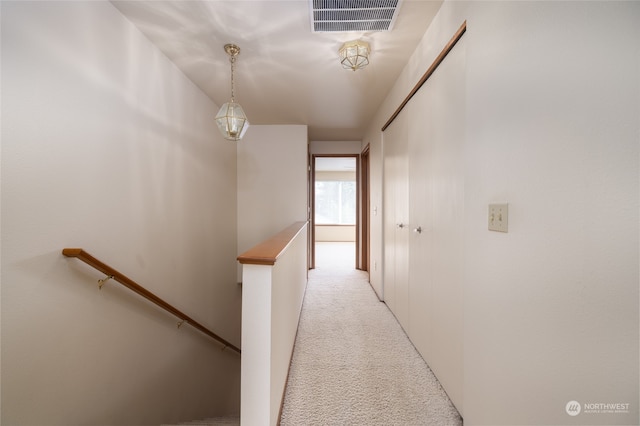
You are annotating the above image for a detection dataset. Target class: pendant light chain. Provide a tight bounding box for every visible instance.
[230,55,236,102]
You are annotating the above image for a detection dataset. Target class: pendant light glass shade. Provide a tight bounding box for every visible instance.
[216,44,249,141]
[339,40,370,71]
[216,101,249,141]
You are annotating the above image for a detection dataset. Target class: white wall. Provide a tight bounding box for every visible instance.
[240,223,308,426]
[367,1,639,424]
[310,140,361,155]
[362,133,384,297]
[463,2,639,424]
[316,170,355,181]
[315,225,355,242]
[269,226,308,425]
[1,2,241,424]
[237,125,308,279]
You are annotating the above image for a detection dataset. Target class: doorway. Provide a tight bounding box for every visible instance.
[311,155,358,269]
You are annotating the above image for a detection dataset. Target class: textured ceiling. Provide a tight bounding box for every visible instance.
[111,0,442,141]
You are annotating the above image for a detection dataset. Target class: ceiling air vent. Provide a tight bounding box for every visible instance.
[310,0,403,33]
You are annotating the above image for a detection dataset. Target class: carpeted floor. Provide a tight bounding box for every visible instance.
[166,243,461,426]
[279,243,462,425]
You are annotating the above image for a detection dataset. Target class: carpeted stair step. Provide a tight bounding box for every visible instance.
[161,417,239,426]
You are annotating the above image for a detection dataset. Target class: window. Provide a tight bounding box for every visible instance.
[315,180,356,225]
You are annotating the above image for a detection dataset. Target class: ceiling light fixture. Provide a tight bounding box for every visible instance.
[339,40,370,71]
[215,44,249,141]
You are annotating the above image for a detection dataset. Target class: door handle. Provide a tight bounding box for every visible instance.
[413,226,422,234]
[397,223,405,229]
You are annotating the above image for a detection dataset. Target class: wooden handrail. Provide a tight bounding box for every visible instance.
[382,20,467,131]
[237,221,308,265]
[62,248,241,354]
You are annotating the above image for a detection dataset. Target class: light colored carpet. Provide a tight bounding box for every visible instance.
[280,243,462,425]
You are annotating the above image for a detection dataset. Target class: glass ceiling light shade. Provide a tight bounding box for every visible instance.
[216,44,249,141]
[215,101,249,141]
[339,40,370,71]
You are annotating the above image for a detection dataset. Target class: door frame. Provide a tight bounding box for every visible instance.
[359,145,370,272]
[310,154,360,269]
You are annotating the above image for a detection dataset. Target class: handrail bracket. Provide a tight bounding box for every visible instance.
[98,275,114,289]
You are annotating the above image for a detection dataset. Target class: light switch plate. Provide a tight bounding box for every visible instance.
[488,203,509,232]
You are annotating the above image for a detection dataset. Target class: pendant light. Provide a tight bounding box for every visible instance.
[215,44,249,141]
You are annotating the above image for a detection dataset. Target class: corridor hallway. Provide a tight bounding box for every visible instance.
[279,242,462,425]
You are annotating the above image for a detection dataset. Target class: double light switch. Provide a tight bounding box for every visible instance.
[488,203,508,233]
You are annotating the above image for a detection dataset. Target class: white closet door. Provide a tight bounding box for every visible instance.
[383,138,396,309]
[383,33,466,415]
[407,92,434,364]
[383,111,409,330]
[394,123,410,331]
[407,37,466,414]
